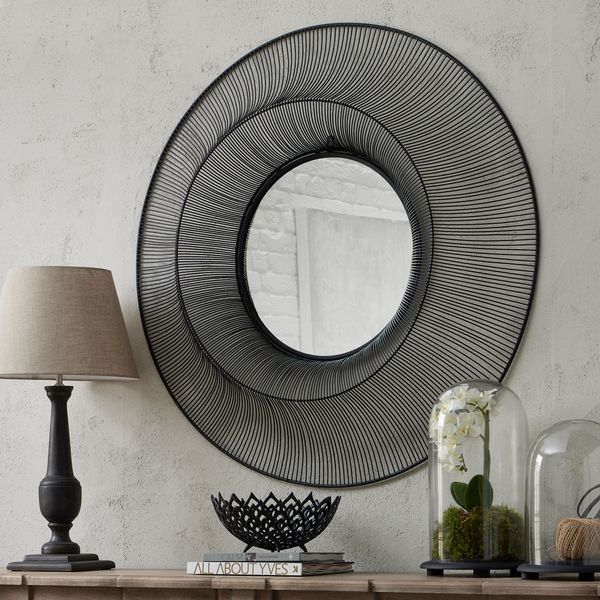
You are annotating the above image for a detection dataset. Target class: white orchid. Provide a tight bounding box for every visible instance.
[430,384,498,473]
[456,411,484,438]
[451,384,481,407]
[476,389,499,415]
[439,442,465,472]
[441,412,458,434]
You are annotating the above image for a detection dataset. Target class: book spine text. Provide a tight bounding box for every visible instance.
[187,561,303,576]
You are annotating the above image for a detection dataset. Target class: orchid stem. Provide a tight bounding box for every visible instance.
[483,411,490,481]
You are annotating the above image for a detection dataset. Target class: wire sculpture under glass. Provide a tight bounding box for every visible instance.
[577,484,600,518]
[211,493,341,552]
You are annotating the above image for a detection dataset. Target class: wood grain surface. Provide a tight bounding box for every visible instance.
[0,570,598,599]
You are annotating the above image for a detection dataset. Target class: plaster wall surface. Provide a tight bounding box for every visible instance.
[0,0,599,572]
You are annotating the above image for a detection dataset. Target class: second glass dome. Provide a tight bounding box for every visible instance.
[519,419,600,579]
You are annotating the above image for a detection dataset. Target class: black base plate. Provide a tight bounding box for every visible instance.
[421,560,521,578]
[7,553,115,572]
[518,561,600,580]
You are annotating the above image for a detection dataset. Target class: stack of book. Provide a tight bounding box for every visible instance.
[187,551,353,577]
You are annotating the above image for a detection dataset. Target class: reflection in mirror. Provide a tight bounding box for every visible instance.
[245,157,413,357]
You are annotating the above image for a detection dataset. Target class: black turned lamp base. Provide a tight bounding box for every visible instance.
[421,560,521,578]
[8,386,116,573]
[7,553,115,572]
[518,561,600,580]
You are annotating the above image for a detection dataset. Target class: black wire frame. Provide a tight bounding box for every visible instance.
[137,23,539,487]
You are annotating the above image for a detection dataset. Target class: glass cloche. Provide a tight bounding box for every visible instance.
[518,419,600,580]
[421,380,528,577]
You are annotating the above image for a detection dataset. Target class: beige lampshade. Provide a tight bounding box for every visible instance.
[0,266,138,381]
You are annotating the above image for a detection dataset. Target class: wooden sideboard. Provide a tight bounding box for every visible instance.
[0,570,598,600]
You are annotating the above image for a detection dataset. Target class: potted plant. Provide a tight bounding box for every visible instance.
[422,381,528,576]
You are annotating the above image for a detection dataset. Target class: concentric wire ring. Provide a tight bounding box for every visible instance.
[137,23,537,487]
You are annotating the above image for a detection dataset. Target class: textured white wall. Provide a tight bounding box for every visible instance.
[0,0,599,572]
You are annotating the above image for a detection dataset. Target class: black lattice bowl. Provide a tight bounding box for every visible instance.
[211,492,341,552]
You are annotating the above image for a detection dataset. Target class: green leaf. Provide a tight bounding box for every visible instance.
[464,474,494,510]
[480,476,494,508]
[450,481,468,510]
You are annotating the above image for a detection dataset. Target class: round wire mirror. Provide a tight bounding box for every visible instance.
[137,23,537,487]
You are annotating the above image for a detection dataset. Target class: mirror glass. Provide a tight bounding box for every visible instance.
[245,156,413,357]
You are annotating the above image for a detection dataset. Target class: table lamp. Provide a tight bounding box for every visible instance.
[0,266,138,571]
